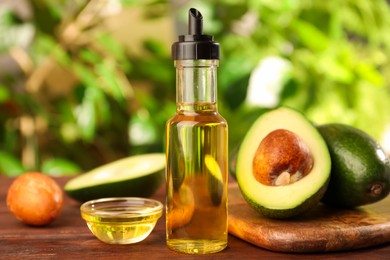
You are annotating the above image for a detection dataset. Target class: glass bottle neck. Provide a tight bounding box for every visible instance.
[175,59,219,112]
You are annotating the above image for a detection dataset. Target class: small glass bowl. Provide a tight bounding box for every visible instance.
[80,197,163,244]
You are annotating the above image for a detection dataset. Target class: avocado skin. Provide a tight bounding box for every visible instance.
[229,144,240,180]
[241,178,329,219]
[65,169,164,202]
[318,124,390,208]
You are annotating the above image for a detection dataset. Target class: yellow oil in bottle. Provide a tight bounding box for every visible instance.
[167,8,227,253]
[166,105,228,254]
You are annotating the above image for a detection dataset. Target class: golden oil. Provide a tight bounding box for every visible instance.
[80,198,163,245]
[81,210,162,244]
[166,107,228,254]
[167,9,228,254]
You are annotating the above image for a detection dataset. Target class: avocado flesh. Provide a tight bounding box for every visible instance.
[236,107,331,218]
[64,153,165,202]
[318,124,390,208]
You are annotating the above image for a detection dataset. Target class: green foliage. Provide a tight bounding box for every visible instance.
[41,158,81,176]
[1,0,389,176]
[0,0,172,175]
[176,0,390,146]
[0,151,25,177]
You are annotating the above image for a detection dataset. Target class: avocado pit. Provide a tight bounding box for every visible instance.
[253,129,314,186]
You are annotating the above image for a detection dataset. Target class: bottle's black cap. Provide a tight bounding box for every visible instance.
[172,8,220,60]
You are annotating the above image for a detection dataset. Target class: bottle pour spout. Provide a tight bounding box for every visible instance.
[189,8,203,35]
[171,8,220,60]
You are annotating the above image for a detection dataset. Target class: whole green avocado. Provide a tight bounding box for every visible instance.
[318,123,390,208]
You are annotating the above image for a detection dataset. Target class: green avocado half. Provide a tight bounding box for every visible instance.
[236,107,331,219]
[64,153,165,202]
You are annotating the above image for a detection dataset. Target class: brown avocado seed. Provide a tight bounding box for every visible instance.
[253,129,314,186]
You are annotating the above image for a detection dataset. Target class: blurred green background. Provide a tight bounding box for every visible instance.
[1,0,390,176]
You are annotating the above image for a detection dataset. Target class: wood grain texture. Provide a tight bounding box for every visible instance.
[1,176,390,258]
[228,182,390,253]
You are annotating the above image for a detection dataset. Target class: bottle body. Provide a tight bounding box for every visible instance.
[166,106,228,254]
[165,60,228,254]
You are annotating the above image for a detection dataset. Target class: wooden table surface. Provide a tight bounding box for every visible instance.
[1,176,390,259]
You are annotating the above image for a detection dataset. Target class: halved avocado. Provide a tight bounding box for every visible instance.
[64,153,165,202]
[318,124,390,208]
[236,107,331,219]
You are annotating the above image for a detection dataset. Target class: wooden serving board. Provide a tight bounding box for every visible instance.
[228,182,390,253]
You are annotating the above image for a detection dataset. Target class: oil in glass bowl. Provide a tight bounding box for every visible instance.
[80,197,163,244]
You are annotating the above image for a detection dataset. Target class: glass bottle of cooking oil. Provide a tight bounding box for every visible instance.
[165,8,228,254]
